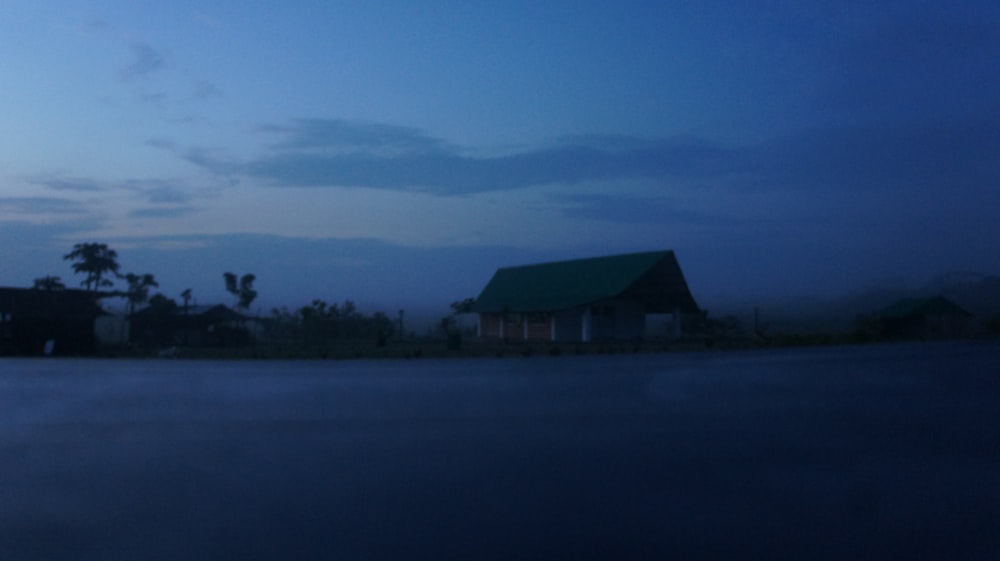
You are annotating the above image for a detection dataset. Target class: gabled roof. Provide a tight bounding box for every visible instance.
[471,250,699,314]
[880,296,971,319]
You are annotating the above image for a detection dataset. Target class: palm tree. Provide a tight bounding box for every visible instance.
[223,272,258,312]
[122,273,158,345]
[124,273,159,317]
[63,243,120,291]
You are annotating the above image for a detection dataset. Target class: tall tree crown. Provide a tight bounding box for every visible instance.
[63,242,120,291]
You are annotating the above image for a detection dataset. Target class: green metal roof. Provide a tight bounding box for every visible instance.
[471,250,699,314]
[880,296,971,319]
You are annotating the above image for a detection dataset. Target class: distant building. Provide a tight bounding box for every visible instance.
[471,250,699,343]
[0,287,105,355]
[130,304,250,347]
[879,296,971,340]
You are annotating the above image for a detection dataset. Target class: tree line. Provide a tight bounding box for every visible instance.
[32,242,402,348]
[33,242,257,317]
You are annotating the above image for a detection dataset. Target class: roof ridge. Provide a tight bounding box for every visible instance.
[497,249,672,271]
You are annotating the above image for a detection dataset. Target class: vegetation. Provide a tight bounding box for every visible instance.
[224,272,258,312]
[32,276,65,291]
[63,242,120,291]
[122,273,159,317]
[265,299,395,349]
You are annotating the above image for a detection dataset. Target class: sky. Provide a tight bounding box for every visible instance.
[2,0,999,322]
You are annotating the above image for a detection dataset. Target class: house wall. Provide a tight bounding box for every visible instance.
[588,299,645,341]
[883,313,968,340]
[553,308,584,342]
[7,318,96,356]
[479,313,502,338]
[479,300,648,343]
[503,314,526,342]
[924,313,968,339]
[526,313,552,341]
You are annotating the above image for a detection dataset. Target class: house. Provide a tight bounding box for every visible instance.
[0,287,105,355]
[129,303,250,347]
[471,250,699,343]
[879,296,971,340]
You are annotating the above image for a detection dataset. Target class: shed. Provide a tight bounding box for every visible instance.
[879,296,971,340]
[0,287,105,355]
[471,250,699,342]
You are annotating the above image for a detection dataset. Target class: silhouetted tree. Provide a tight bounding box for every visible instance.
[32,276,66,291]
[123,273,159,317]
[450,297,476,314]
[121,273,158,345]
[223,272,258,312]
[64,243,120,291]
[180,289,193,344]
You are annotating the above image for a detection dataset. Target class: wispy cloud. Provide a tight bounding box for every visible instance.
[128,206,198,219]
[192,81,221,101]
[0,197,89,215]
[180,114,1000,206]
[31,177,107,192]
[119,180,198,205]
[121,43,167,80]
[261,119,449,155]
[184,119,736,195]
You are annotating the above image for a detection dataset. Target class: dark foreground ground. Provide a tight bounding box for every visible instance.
[1,342,998,560]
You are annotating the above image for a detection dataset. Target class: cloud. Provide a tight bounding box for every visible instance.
[31,177,107,192]
[129,206,198,219]
[261,119,447,155]
[121,43,167,80]
[185,119,736,195]
[183,114,1000,207]
[192,81,221,101]
[121,181,197,205]
[0,197,89,215]
[145,138,177,150]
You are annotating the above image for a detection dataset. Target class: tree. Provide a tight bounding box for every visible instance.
[123,273,159,317]
[223,272,258,312]
[450,297,476,314]
[63,242,120,291]
[180,288,193,313]
[120,273,158,345]
[32,276,65,291]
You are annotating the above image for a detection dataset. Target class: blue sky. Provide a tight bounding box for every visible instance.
[2,1,999,320]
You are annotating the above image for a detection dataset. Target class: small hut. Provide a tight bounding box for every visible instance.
[0,287,105,355]
[879,296,971,340]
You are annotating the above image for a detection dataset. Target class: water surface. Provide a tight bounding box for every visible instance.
[2,342,998,560]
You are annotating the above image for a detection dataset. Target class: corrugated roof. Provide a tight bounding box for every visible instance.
[471,250,698,313]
